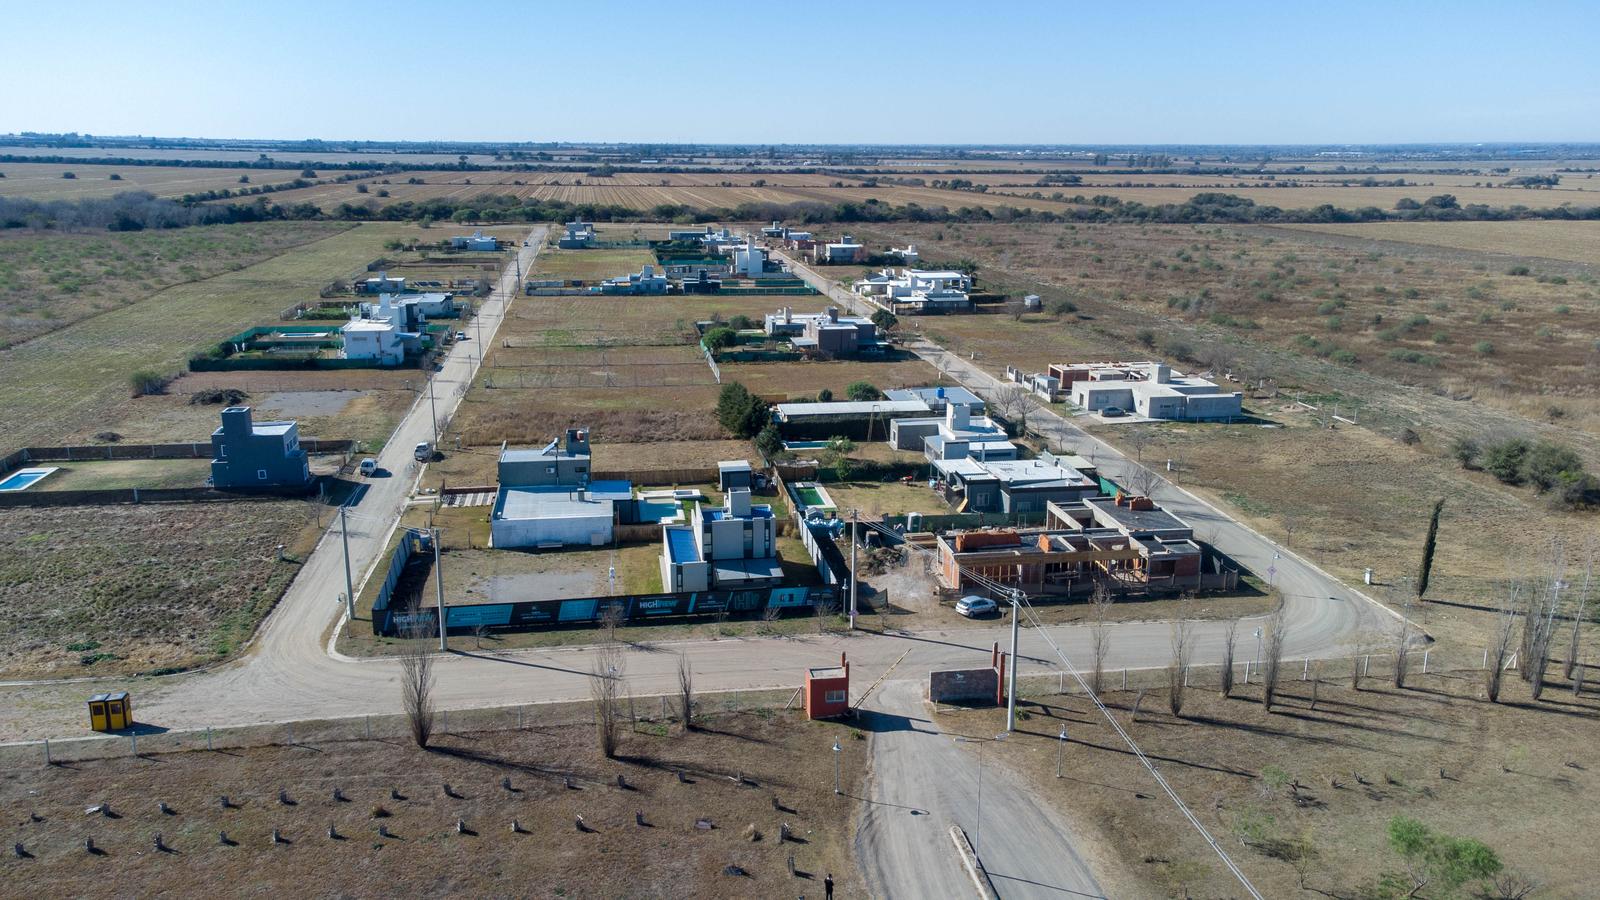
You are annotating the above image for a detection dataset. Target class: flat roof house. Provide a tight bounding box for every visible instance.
[596,265,668,295]
[1060,361,1242,421]
[936,494,1203,594]
[889,402,1016,462]
[359,272,406,294]
[763,306,878,357]
[558,220,597,249]
[660,488,782,592]
[884,385,985,415]
[773,398,932,441]
[450,230,499,251]
[853,268,973,314]
[491,429,633,548]
[813,234,866,265]
[933,452,1099,515]
[210,406,311,489]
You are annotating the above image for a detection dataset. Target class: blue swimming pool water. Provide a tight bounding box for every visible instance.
[0,471,47,491]
[784,440,829,450]
[666,527,699,563]
[636,499,679,522]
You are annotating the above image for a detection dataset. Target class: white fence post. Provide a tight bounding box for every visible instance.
[1302,658,1309,681]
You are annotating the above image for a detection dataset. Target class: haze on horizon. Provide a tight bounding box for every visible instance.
[6,0,1598,146]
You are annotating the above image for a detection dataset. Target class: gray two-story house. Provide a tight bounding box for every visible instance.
[210,406,312,489]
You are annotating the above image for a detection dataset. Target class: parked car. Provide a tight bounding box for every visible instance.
[955,595,999,618]
[359,458,378,477]
[1101,406,1128,418]
[456,331,468,341]
[413,442,432,462]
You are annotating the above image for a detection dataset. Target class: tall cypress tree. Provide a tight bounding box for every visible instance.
[1416,499,1444,599]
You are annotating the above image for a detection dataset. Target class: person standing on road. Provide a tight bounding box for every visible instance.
[824,872,834,898]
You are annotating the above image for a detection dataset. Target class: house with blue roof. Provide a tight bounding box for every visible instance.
[660,488,782,592]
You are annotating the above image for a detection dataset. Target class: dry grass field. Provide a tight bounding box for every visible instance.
[1282,220,1600,265]
[0,500,321,679]
[0,222,435,451]
[944,668,1600,898]
[0,222,350,349]
[530,246,661,282]
[0,162,320,200]
[0,704,865,899]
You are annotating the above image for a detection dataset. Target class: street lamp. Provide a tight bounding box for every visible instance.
[955,733,1006,857]
[1056,725,1068,778]
[832,740,842,795]
[1253,626,1263,684]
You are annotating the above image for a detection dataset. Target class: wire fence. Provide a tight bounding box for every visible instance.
[5,690,793,770]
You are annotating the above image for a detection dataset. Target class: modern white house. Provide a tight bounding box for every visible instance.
[1059,361,1243,420]
[340,293,420,365]
[596,265,669,295]
[853,268,973,313]
[733,238,767,277]
[888,244,920,264]
[360,292,455,331]
[491,429,634,549]
[888,402,1017,461]
[815,234,866,264]
[660,488,782,592]
[450,230,499,251]
[358,272,406,294]
[763,306,879,356]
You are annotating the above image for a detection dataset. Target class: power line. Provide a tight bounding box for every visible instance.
[864,515,1264,898]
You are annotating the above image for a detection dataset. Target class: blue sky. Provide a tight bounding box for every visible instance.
[6,1,1596,144]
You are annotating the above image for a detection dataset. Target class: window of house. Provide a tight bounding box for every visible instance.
[219,445,227,457]
[257,469,268,480]
[546,466,556,475]
[824,690,847,704]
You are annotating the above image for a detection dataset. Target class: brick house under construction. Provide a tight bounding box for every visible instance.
[935,494,1232,597]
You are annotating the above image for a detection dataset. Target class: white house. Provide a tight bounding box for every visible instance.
[733,238,767,277]
[853,268,973,313]
[816,234,866,264]
[596,265,669,295]
[888,244,920,264]
[660,488,781,592]
[1063,362,1242,421]
[559,220,597,249]
[450,230,499,251]
[340,317,403,365]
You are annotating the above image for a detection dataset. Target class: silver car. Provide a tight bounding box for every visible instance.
[955,595,999,618]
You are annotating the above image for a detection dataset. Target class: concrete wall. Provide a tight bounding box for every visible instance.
[929,667,1000,705]
[491,512,611,548]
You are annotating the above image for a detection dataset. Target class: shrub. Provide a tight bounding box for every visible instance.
[1047,297,1078,316]
[754,423,783,459]
[816,388,833,402]
[703,326,737,351]
[1449,436,1480,469]
[1506,265,1531,276]
[128,370,168,397]
[1473,340,1495,355]
[1482,438,1530,485]
[1329,349,1360,365]
[1135,328,1156,348]
[845,381,882,402]
[1431,331,1450,344]
[1523,441,1585,493]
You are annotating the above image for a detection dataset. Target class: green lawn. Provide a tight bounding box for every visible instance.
[32,458,214,491]
[530,247,660,283]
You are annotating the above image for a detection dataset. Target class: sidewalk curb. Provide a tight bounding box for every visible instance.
[950,824,999,900]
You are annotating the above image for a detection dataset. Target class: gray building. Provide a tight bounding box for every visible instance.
[210,406,312,489]
[933,453,1099,515]
[497,429,593,486]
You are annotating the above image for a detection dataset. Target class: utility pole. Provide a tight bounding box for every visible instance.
[1006,590,1020,732]
[849,509,858,630]
[340,505,355,620]
[427,370,439,450]
[433,527,446,652]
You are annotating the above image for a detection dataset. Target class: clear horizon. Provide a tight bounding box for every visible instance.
[6,0,1597,145]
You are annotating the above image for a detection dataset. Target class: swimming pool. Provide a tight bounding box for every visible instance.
[790,481,837,511]
[783,440,829,450]
[635,499,682,523]
[0,467,59,492]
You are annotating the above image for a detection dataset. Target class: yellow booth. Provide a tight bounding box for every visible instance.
[87,692,133,732]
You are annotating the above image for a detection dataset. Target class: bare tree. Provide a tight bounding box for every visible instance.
[600,601,625,644]
[1168,617,1191,717]
[1125,426,1152,464]
[398,623,436,749]
[814,596,837,635]
[1565,541,1594,681]
[988,384,1032,437]
[1089,583,1112,696]
[1487,586,1518,704]
[1219,619,1238,698]
[677,651,695,731]
[590,644,624,758]
[1124,464,1162,499]
[1260,605,1287,711]
[1392,621,1413,689]
[1520,543,1565,700]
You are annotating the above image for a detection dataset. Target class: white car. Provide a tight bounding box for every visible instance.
[359,458,378,477]
[414,442,432,462]
[955,595,999,618]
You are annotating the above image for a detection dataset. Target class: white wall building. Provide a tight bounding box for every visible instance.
[450,230,499,251]
[1065,362,1243,421]
[733,238,767,277]
[660,488,782,592]
[853,268,974,313]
